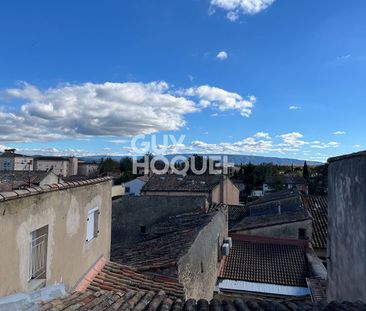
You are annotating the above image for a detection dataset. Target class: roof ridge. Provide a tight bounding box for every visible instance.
[0,177,111,202]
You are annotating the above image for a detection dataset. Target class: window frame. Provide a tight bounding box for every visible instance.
[86,207,100,242]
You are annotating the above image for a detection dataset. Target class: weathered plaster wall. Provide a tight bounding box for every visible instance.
[39,173,61,186]
[0,180,112,297]
[327,153,366,301]
[234,220,313,241]
[112,195,208,246]
[224,179,240,205]
[178,209,228,300]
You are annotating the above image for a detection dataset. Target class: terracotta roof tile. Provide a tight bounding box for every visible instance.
[307,277,327,304]
[230,209,311,232]
[88,261,184,299]
[37,290,366,310]
[301,195,327,249]
[0,177,111,202]
[111,211,218,277]
[219,235,309,287]
[141,174,224,193]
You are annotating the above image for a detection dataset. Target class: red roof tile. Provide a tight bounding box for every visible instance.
[219,235,310,287]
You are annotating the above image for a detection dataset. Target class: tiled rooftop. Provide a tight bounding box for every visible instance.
[301,195,328,249]
[0,177,111,202]
[219,235,309,287]
[141,174,224,193]
[36,289,366,310]
[88,261,185,299]
[111,211,218,277]
[307,277,327,304]
[227,204,249,228]
[230,208,311,232]
[246,190,301,213]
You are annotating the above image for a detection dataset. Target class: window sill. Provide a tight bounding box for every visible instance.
[28,278,46,292]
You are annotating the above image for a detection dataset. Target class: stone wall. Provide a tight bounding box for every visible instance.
[112,195,208,246]
[327,152,366,301]
[178,209,228,300]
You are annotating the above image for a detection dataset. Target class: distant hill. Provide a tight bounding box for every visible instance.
[80,154,323,166]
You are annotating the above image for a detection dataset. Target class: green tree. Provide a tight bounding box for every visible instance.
[302,161,310,183]
[98,157,120,175]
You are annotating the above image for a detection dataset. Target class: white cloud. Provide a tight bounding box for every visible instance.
[216,51,228,60]
[253,131,270,139]
[289,105,301,110]
[109,139,128,144]
[0,145,8,152]
[210,0,275,21]
[333,131,346,135]
[0,81,255,142]
[336,54,351,61]
[310,141,340,149]
[226,11,239,21]
[280,132,308,148]
[184,85,255,117]
[354,144,361,148]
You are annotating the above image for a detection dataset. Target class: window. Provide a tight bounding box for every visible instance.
[140,225,146,234]
[86,207,99,242]
[298,228,306,240]
[29,225,48,281]
[125,187,130,193]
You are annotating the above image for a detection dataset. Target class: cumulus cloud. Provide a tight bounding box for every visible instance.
[310,141,340,149]
[333,131,346,135]
[0,81,255,142]
[184,85,255,117]
[289,105,301,110]
[280,132,308,148]
[216,51,228,60]
[253,131,270,139]
[121,131,338,158]
[210,0,275,21]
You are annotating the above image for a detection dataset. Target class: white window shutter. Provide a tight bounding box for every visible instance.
[86,211,95,242]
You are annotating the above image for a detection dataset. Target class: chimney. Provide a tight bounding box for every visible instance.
[4,148,16,154]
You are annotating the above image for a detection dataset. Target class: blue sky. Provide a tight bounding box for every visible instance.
[0,0,365,162]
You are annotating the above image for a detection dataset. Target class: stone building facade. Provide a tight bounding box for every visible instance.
[0,178,112,297]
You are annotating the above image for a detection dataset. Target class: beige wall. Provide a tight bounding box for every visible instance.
[0,180,112,297]
[78,163,98,177]
[142,178,239,205]
[34,160,69,177]
[112,185,124,198]
[39,172,62,186]
[68,157,78,176]
[0,156,33,171]
[211,179,240,205]
[224,179,240,205]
